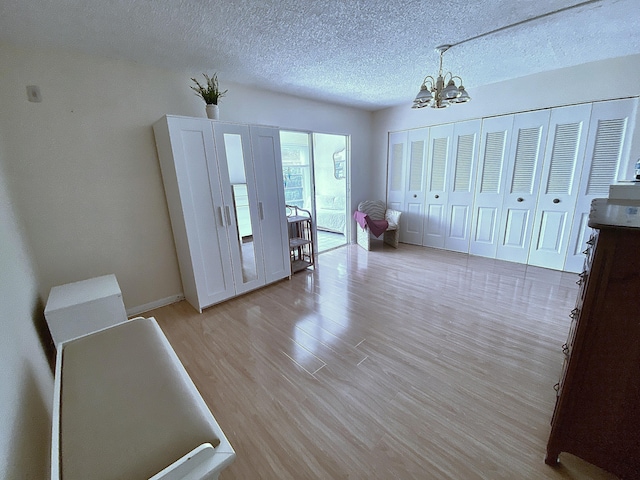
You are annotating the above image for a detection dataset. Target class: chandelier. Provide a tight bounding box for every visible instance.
[412,44,470,109]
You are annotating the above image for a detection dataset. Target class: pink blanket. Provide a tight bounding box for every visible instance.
[353,211,388,238]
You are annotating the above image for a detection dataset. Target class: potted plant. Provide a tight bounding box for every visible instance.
[190,73,228,120]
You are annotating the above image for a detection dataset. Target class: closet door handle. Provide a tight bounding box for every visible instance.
[435,194,440,199]
[258,202,264,220]
[553,198,560,204]
[225,205,232,226]
[517,197,524,202]
[218,206,226,227]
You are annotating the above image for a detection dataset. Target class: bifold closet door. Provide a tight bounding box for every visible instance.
[469,115,514,258]
[403,129,429,245]
[387,131,407,216]
[495,109,550,264]
[388,129,429,246]
[564,98,638,272]
[528,104,592,270]
[423,124,454,248]
[444,120,481,252]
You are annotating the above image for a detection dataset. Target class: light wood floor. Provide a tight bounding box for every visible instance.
[317,229,347,252]
[148,242,618,480]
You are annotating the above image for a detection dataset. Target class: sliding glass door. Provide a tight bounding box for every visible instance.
[280,130,349,253]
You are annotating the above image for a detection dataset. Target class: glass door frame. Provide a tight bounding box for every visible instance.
[280,129,351,254]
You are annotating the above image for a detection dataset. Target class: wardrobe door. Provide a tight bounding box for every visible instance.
[496,110,550,264]
[423,124,454,248]
[154,116,235,311]
[528,104,592,270]
[444,119,481,253]
[564,98,638,272]
[469,115,514,258]
[250,125,290,282]
[213,123,266,295]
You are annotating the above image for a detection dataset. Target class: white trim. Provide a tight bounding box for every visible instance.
[126,294,184,317]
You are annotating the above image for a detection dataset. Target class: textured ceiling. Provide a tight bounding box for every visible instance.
[1,0,639,111]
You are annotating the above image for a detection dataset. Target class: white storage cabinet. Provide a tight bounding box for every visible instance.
[153,115,290,312]
[44,274,128,348]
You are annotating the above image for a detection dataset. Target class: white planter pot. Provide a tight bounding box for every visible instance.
[206,104,219,120]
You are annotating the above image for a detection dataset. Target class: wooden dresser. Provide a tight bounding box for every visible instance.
[545,198,640,479]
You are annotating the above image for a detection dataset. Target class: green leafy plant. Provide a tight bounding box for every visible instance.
[190,73,228,105]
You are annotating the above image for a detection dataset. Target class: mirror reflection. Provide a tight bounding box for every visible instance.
[224,133,258,283]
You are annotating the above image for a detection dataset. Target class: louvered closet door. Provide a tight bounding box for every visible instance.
[528,104,593,270]
[423,124,454,248]
[469,115,514,258]
[564,98,638,272]
[387,131,407,214]
[401,128,429,245]
[496,109,550,264]
[444,120,481,252]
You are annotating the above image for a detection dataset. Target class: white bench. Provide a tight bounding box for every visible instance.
[51,317,235,480]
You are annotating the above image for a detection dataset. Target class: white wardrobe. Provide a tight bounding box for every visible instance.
[154,115,290,312]
[387,98,638,272]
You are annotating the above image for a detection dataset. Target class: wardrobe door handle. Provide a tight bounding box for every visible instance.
[259,202,264,220]
[435,194,440,199]
[517,197,524,202]
[218,206,226,227]
[225,205,232,226]
[553,198,560,204]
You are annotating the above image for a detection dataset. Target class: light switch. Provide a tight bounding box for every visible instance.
[26,85,42,103]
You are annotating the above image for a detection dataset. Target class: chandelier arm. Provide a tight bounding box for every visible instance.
[421,76,436,89]
[442,72,454,83]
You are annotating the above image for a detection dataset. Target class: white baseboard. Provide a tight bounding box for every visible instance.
[127,294,184,317]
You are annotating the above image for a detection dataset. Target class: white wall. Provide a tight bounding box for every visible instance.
[0,43,373,313]
[219,82,373,213]
[371,54,640,200]
[0,146,53,478]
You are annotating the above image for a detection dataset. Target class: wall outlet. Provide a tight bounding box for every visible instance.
[26,85,42,103]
